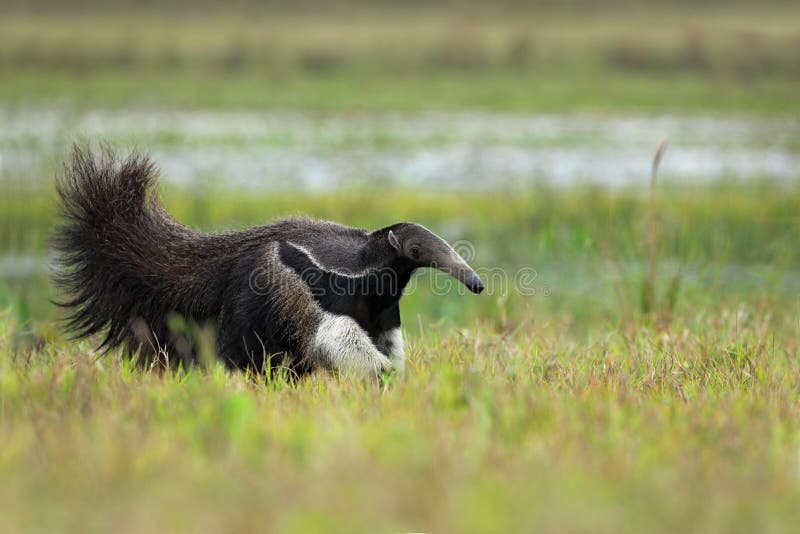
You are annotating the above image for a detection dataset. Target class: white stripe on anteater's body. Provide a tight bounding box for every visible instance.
[277,240,401,376]
[222,242,395,377]
[284,241,377,278]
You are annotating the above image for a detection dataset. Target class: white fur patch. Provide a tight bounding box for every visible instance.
[377,327,405,375]
[313,313,392,377]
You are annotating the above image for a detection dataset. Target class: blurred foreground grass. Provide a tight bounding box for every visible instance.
[2,306,799,532]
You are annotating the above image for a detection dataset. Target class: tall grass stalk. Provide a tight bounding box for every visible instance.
[642,140,668,317]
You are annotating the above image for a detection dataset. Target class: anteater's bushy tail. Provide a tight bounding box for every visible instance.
[52,145,225,359]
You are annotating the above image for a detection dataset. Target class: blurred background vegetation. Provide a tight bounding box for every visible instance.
[1,0,799,111]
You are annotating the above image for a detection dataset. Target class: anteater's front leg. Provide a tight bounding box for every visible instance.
[375,304,405,376]
[313,312,392,377]
[376,328,405,376]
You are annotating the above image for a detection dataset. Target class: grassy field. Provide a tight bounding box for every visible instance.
[2,313,800,532]
[2,180,800,531]
[1,1,800,531]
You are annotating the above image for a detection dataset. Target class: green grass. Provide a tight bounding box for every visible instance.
[5,68,799,114]
[2,308,800,532]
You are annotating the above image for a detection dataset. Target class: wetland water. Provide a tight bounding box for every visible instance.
[1,107,798,318]
[1,107,798,190]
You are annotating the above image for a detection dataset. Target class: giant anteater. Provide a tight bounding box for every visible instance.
[52,146,484,377]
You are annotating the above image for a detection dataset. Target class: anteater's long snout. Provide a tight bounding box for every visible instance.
[462,270,485,294]
[435,252,485,295]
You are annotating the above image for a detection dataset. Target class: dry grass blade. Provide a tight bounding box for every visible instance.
[642,140,668,316]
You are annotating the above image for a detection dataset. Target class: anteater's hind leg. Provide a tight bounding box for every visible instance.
[126,317,198,372]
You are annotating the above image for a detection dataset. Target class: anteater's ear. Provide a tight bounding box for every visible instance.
[388,230,401,252]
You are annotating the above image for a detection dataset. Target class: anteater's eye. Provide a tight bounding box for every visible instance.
[410,245,420,259]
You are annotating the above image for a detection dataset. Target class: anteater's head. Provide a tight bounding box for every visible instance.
[386,223,484,294]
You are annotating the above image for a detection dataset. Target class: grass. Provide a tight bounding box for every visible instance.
[5,68,799,114]
[2,308,800,532]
